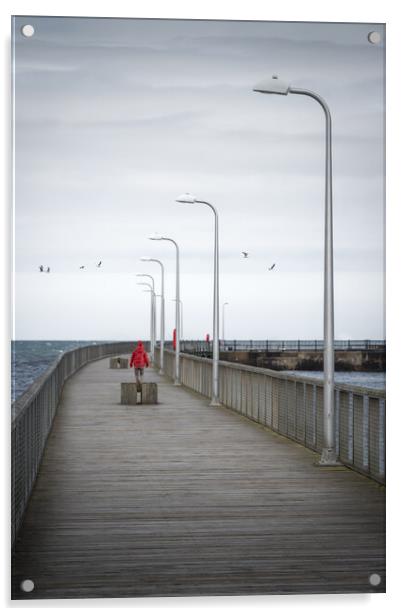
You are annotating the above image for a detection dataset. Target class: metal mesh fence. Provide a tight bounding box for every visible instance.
[316,386,324,453]
[287,381,297,440]
[353,395,365,471]
[156,350,385,485]
[305,385,316,449]
[296,382,306,444]
[179,339,385,353]
[11,341,134,547]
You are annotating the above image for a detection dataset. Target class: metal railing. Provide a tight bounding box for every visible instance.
[11,341,134,547]
[173,339,386,353]
[155,348,385,485]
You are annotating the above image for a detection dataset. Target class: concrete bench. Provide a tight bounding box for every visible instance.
[141,383,158,404]
[110,357,128,369]
[121,382,138,405]
[120,382,158,405]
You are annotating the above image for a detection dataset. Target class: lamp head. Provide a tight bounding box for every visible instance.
[253,75,290,95]
[149,233,163,241]
[176,193,196,204]
[140,256,151,261]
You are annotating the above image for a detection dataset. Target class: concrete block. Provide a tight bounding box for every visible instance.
[141,383,158,404]
[121,382,138,405]
[110,357,128,369]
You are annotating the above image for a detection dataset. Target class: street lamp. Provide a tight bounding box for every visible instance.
[222,302,229,348]
[149,234,181,386]
[176,193,220,406]
[141,257,165,375]
[253,75,337,466]
[136,274,156,360]
[137,281,155,362]
[171,299,183,341]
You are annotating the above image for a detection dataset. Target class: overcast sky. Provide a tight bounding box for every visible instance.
[13,16,385,341]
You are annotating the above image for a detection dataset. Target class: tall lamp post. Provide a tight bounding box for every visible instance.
[149,235,181,386]
[176,193,220,406]
[171,299,183,342]
[137,282,155,361]
[141,257,165,375]
[222,302,229,349]
[136,274,156,360]
[253,75,337,466]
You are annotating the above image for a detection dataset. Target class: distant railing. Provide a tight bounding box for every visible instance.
[155,349,385,485]
[172,339,386,353]
[11,341,134,547]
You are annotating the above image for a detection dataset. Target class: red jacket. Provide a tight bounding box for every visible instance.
[130,342,150,369]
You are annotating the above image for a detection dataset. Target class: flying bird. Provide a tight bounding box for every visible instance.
[268,263,276,271]
[79,266,85,270]
[39,265,44,272]
[97,261,102,268]
[46,267,50,273]
[241,252,249,258]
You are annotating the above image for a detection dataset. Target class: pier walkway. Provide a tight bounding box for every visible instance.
[12,356,385,599]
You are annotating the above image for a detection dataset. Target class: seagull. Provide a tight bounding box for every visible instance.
[97,261,102,268]
[268,263,276,271]
[242,252,249,258]
[39,265,44,272]
[79,266,85,270]
[46,267,50,273]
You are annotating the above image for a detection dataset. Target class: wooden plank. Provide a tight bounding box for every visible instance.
[12,357,385,599]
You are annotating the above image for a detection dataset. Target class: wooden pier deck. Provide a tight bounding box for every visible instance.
[12,356,385,599]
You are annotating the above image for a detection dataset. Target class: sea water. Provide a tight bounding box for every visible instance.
[282,370,385,390]
[11,340,107,402]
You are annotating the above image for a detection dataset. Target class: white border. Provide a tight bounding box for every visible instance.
[2,1,400,614]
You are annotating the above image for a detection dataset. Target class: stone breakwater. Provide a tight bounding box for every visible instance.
[218,349,385,372]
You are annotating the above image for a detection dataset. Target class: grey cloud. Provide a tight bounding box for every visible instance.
[13,16,385,339]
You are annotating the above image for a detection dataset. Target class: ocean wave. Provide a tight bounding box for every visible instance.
[11,341,104,402]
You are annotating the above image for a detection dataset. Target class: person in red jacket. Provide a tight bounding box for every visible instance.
[129,341,150,390]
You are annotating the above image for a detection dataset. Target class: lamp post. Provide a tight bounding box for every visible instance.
[141,257,165,375]
[176,194,220,406]
[137,282,155,361]
[136,274,156,361]
[149,235,181,386]
[171,299,183,341]
[253,75,337,465]
[222,302,229,349]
